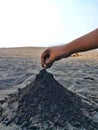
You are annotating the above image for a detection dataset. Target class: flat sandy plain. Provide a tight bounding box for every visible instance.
[0,47,98,130]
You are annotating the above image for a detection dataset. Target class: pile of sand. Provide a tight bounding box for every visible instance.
[0,70,98,130]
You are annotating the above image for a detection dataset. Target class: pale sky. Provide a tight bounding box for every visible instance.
[0,0,98,47]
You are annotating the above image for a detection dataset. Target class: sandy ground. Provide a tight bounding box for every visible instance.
[0,47,46,58]
[0,47,98,129]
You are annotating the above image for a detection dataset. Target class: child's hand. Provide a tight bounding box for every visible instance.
[41,45,70,68]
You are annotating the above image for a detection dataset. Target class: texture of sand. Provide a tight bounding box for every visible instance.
[0,47,46,58]
[0,47,98,130]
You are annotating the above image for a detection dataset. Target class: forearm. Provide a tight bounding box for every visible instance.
[65,28,98,56]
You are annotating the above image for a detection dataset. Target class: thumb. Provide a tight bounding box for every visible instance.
[45,56,54,68]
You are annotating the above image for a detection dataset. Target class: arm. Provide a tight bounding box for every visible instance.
[66,28,98,54]
[41,28,98,68]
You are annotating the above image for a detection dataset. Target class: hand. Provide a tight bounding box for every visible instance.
[41,45,70,68]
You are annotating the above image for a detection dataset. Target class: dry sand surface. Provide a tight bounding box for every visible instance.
[0,47,98,130]
[0,47,46,58]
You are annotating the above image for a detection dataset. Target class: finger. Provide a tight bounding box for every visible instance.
[45,57,54,68]
[41,50,49,67]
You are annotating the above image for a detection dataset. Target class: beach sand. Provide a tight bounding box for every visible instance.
[0,47,98,129]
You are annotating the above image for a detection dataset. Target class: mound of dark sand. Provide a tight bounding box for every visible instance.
[0,70,98,130]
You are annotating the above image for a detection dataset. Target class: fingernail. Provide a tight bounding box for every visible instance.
[43,64,47,69]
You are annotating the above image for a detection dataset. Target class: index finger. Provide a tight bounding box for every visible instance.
[41,50,49,67]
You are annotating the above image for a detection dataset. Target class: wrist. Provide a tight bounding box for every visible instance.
[62,44,73,58]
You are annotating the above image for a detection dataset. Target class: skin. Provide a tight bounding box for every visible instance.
[41,28,98,68]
